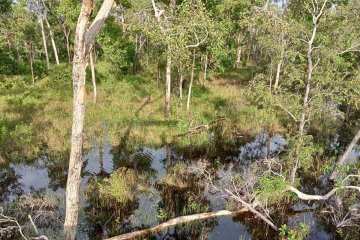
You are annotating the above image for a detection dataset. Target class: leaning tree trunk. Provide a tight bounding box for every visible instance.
[165,46,171,118]
[64,0,114,239]
[45,18,60,65]
[329,128,360,180]
[186,49,196,112]
[39,18,49,69]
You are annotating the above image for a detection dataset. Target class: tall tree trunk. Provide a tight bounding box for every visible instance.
[203,54,208,86]
[39,18,49,69]
[64,0,114,239]
[90,50,97,104]
[165,46,171,118]
[186,49,196,112]
[45,18,60,65]
[290,1,327,184]
[329,128,360,180]
[179,61,183,99]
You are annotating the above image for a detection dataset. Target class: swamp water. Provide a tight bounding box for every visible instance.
[1,133,351,240]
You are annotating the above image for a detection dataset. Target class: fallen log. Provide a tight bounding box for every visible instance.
[104,208,248,240]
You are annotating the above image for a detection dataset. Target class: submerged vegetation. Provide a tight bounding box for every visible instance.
[1,0,360,239]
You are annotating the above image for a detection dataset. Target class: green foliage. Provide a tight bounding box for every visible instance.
[255,176,288,204]
[182,196,210,215]
[157,208,168,222]
[98,19,135,73]
[286,135,324,174]
[280,223,309,240]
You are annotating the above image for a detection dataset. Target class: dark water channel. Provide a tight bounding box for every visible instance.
[1,133,357,239]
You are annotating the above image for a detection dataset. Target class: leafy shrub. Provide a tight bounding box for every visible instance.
[255,175,288,204]
[280,223,309,240]
[97,168,140,204]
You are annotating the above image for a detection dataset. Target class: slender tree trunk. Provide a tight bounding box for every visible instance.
[30,48,35,84]
[203,54,208,86]
[329,129,360,180]
[273,49,284,91]
[186,49,196,112]
[179,61,183,99]
[64,0,114,239]
[235,35,242,68]
[133,33,138,74]
[39,18,49,69]
[64,27,72,64]
[165,46,171,118]
[45,18,60,65]
[90,50,97,104]
[290,2,326,184]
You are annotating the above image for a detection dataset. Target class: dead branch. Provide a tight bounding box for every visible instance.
[224,189,278,230]
[103,209,248,240]
[174,117,225,139]
[0,208,28,240]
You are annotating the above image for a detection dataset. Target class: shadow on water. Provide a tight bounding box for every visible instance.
[1,131,356,239]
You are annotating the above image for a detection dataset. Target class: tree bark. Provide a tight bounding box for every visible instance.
[179,61,183,99]
[329,129,360,180]
[64,1,114,239]
[186,49,196,112]
[273,48,284,91]
[165,46,171,118]
[90,50,97,104]
[45,18,60,65]
[39,18,49,69]
[235,35,242,68]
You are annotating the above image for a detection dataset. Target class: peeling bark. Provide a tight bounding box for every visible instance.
[64,1,114,239]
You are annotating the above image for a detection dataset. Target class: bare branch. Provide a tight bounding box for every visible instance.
[276,104,298,122]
